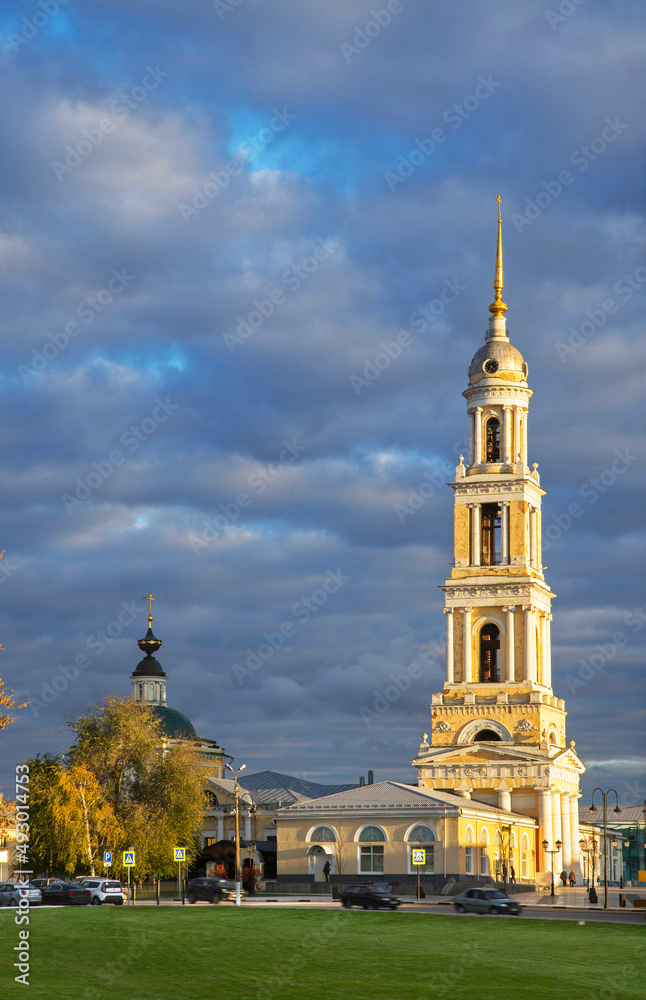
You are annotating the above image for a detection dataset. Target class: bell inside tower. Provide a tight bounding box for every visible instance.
[479,623,500,682]
[485,416,500,462]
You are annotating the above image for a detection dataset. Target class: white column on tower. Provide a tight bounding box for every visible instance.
[502,606,516,683]
[560,793,572,871]
[538,789,552,872]
[529,507,538,567]
[552,790,563,873]
[544,614,553,689]
[523,605,536,682]
[468,410,475,465]
[460,608,472,683]
[539,613,548,686]
[474,407,482,464]
[522,409,528,463]
[503,406,512,463]
[514,407,522,463]
[469,504,481,566]
[444,608,455,683]
[500,502,509,564]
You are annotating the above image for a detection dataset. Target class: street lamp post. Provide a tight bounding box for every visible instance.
[542,839,562,897]
[225,762,246,906]
[589,787,621,910]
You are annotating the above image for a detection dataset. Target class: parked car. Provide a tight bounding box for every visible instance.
[186,877,241,904]
[40,882,91,906]
[28,878,50,889]
[453,888,522,915]
[0,882,42,906]
[75,878,124,905]
[340,885,401,910]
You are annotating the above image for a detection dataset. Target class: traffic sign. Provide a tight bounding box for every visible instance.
[104,851,112,866]
[411,849,426,865]
[123,851,135,866]
[174,848,186,862]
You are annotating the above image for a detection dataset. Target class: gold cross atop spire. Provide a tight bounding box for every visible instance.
[146,592,155,625]
[489,195,508,317]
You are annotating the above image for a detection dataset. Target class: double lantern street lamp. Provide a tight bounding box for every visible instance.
[225,762,246,907]
[589,787,621,910]
[541,839,562,897]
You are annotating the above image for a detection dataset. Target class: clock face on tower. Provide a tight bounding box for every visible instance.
[483,358,499,374]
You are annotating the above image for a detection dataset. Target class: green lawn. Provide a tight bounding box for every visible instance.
[1,906,644,1000]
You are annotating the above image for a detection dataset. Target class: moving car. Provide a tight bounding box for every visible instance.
[76,878,125,905]
[0,882,42,906]
[40,882,91,906]
[453,888,522,915]
[186,877,240,904]
[340,885,401,910]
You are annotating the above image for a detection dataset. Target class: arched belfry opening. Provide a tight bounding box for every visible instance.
[479,623,500,682]
[472,729,502,742]
[485,416,500,462]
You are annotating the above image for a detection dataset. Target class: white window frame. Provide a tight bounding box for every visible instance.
[358,844,384,875]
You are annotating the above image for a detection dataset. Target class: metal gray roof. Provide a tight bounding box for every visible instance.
[579,805,645,825]
[238,770,358,806]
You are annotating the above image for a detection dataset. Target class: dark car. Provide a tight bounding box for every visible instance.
[41,881,92,906]
[186,877,239,904]
[453,888,522,915]
[340,885,401,910]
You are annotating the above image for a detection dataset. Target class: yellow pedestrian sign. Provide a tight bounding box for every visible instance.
[174,848,186,861]
[411,849,426,865]
[123,851,135,866]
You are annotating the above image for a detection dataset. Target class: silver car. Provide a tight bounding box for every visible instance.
[0,881,42,906]
[453,887,522,915]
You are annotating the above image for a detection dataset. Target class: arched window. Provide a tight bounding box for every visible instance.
[138,683,143,700]
[479,623,500,682]
[480,829,490,876]
[472,729,502,742]
[309,826,337,843]
[521,833,530,879]
[464,826,475,876]
[205,791,218,808]
[358,825,385,875]
[406,825,436,843]
[485,417,500,462]
[481,503,501,564]
[147,683,154,700]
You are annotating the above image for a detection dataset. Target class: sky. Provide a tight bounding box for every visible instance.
[0,0,644,807]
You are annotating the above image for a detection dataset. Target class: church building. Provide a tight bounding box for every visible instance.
[411,201,585,883]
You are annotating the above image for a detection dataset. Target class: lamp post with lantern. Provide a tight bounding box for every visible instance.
[589,788,621,910]
[225,762,246,906]
[542,839,562,897]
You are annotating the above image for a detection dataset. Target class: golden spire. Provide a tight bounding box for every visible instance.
[488,195,508,317]
[146,592,155,627]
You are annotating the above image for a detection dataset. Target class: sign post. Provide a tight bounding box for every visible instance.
[411,849,426,903]
[174,848,186,905]
[123,850,135,906]
[104,851,112,869]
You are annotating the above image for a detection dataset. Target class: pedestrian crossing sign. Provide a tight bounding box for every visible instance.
[411,849,426,865]
[174,848,186,861]
[123,851,135,866]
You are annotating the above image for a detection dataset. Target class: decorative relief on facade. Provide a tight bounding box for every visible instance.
[434,721,453,733]
[515,720,535,732]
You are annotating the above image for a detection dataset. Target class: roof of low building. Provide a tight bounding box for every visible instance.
[277,780,535,821]
[238,770,359,805]
[579,804,645,825]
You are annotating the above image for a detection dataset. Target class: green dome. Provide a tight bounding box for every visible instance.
[151,705,196,739]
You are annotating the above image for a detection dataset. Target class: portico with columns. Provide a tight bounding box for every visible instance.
[412,200,585,884]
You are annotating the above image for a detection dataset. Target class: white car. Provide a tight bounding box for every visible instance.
[77,878,125,905]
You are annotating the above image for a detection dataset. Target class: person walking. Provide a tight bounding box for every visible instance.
[509,866,516,884]
[568,870,575,887]
[560,869,568,887]
[323,860,331,882]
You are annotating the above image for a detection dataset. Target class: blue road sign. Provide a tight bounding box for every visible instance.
[104,851,112,866]
[174,848,186,861]
[123,851,135,866]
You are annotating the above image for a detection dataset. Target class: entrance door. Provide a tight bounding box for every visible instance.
[308,846,329,882]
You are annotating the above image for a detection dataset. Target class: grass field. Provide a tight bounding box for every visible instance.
[1,906,644,1000]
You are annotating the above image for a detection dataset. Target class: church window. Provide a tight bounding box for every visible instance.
[472,729,502,741]
[148,683,154,700]
[407,824,436,843]
[481,504,501,565]
[205,791,218,808]
[309,826,337,843]
[485,417,500,462]
[480,846,489,876]
[521,833,530,878]
[465,846,474,875]
[479,623,500,683]
[138,683,143,700]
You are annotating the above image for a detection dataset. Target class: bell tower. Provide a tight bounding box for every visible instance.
[413,201,585,881]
